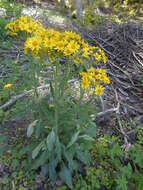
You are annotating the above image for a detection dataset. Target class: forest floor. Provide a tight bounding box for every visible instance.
[0,1,143,189]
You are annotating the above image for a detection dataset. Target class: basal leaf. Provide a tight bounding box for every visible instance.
[59,164,73,189]
[32,150,49,169]
[49,158,57,184]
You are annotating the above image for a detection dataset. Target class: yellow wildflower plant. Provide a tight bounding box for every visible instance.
[6,16,110,96]
[5,17,111,188]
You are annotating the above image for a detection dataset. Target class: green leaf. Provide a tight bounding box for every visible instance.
[0,135,8,143]
[116,175,128,190]
[32,150,49,169]
[76,148,90,165]
[63,149,76,171]
[49,157,57,183]
[121,163,132,179]
[86,121,97,138]
[32,141,45,159]
[41,164,49,177]
[19,146,30,156]
[110,143,124,160]
[59,164,73,189]
[67,131,80,148]
[27,120,38,137]
[11,159,19,169]
[79,134,94,141]
[47,130,55,152]
[55,138,62,161]
[0,145,10,155]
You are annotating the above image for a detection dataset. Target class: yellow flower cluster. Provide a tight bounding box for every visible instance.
[6,17,107,63]
[4,83,13,90]
[6,16,110,95]
[5,16,42,36]
[80,67,110,95]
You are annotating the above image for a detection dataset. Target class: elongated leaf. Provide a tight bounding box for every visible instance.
[87,121,97,138]
[32,141,45,159]
[41,164,49,177]
[79,135,94,141]
[47,130,55,152]
[63,149,76,171]
[76,148,90,165]
[59,164,73,189]
[55,138,61,161]
[82,121,97,138]
[32,150,49,169]
[27,120,38,137]
[67,131,80,148]
[49,157,57,183]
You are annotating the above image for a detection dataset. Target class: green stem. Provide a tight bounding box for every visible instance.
[54,61,59,137]
[30,56,39,98]
[60,62,70,98]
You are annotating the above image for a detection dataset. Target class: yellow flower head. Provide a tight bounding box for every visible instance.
[94,53,101,62]
[64,48,73,56]
[80,72,91,89]
[94,85,104,95]
[4,83,13,90]
[67,41,80,53]
[24,37,41,55]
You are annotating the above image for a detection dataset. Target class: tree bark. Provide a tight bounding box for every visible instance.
[110,0,114,11]
[61,0,66,8]
[76,0,83,22]
[87,0,94,7]
[137,0,141,15]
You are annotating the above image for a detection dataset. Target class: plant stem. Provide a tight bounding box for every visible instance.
[30,56,39,98]
[54,61,59,137]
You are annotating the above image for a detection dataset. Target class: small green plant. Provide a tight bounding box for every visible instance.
[73,133,143,190]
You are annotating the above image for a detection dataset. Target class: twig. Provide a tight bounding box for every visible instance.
[114,89,131,154]
[0,78,78,111]
[97,103,119,117]
[0,84,50,111]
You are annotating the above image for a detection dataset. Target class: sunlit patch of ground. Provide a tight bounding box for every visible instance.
[0,7,6,16]
[22,6,70,29]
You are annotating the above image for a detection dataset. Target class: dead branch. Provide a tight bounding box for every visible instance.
[114,89,131,153]
[0,79,78,111]
[78,21,143,118]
